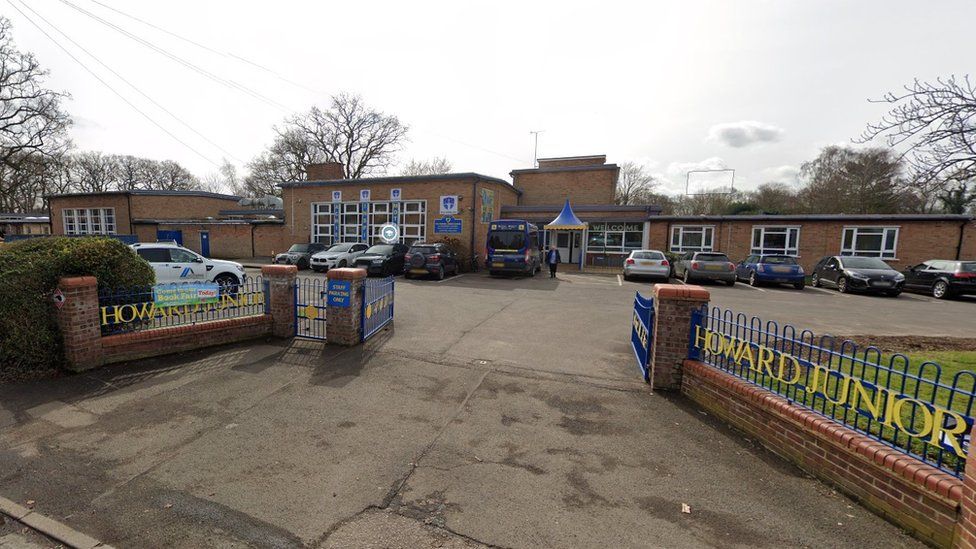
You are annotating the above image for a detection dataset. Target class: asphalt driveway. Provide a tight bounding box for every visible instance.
[0,271,937,548]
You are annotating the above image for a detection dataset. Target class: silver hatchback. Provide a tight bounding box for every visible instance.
[674,251,737,286]
[623,250,671,281]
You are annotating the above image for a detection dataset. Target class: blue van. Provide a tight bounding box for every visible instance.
[486,220,542,276]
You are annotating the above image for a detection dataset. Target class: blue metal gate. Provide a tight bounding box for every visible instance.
[362,277,394,341]
[295,278,328,340]
[631,291,654,382]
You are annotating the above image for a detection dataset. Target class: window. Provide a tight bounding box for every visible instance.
[136,248,170,263]
[751,226,799,256]
[841,227,898,258]
[311,203,333,244]
[670,225,714,253]
[587,222,644,253]
[170,248,199,263]
[62,208,116,235]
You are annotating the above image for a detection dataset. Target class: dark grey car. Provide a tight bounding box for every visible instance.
[673,251,736,286]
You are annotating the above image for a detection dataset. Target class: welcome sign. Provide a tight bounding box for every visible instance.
[691,325,971,458]
[153,283,220,307]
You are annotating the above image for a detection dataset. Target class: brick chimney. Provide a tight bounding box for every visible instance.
[306,162,345,181]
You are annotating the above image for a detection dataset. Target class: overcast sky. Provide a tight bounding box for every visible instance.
[5,0,974,194]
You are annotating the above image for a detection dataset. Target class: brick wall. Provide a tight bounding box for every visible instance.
[49,195,131,235]
[325,268,366,345]
[281,177,519,259]
[649,285,709,390]
[152,222,254,258]
[306,162,345,180]
[512,165,618,206]
[648,218,974,272]
[54,276,103,372]
[129,194,239,220]
[101,316,272,364]
[537,156,606,168]
[132,223,158,243]
[681,360,961,547]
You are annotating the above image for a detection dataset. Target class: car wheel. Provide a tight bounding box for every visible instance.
[811,273,821,287]
[933,280,950,299]
[437,264,445,280]
[623,273,630,282]
[339,260,347,268]
[489,270,499,277]
[214,274,239,296]
[749,272,758,287]
[794,281,805,290]
[683,270,691,284]
[725,279,735,287]
[837,277,849,294]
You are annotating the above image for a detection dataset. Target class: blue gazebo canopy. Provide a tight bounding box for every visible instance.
[544,200,587,230]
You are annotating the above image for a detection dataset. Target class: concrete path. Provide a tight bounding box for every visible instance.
[0,272,928,547]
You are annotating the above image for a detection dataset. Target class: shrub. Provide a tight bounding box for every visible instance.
[427,236,472,272]
[0,237,154,380]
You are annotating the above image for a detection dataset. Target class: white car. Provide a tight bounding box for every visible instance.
[310,242,369,272]
[131,242,246,290]
[623,249,671,281]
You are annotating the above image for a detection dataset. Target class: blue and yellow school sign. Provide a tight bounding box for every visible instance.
[631,292,654,382]
[100,287,264,326]
[691,325,971,458]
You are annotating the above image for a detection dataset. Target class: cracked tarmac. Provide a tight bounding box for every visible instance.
[0,272,925,547]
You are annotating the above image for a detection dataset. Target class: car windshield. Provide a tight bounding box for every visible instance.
[488,230,526,250]
[695,253,729,262]
[632,251,664,260]
[288,244,309,253]
[327,243,353,252]
[364,245,393,255]
[411,246,438,254]
[960,262,976,272]
[842,257,892,269]
[761,256,796,265]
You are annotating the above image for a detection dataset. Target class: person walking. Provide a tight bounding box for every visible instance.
[546,244,562,278]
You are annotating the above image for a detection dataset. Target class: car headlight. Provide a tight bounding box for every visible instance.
[849,272,869,280]
[893,273,905,281]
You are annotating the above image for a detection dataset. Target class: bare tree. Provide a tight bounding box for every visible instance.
[246,93,409,194]
[746,182,798,214]
[614,162,659,205]
[400,157,452,176]
[70,151,116,193]
[859,75,976,212]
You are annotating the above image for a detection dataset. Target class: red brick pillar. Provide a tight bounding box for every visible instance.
[955,423,976,548]
[261,264,297,338]
[649,284,710,391]
[325,268,367,346]
[55,276,103,372]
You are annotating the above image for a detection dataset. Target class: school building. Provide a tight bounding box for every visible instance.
[43,155,976,270]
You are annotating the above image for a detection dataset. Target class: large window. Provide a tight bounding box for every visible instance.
[310,199,426,245]
[751,226,800,256]
[63,208,116,235]
[670,225,714,253]
[841,226,899,259]
[587,222,644,253]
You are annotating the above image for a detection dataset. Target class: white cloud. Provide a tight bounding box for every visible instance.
[757,165,800,184]
[707,121,784,148]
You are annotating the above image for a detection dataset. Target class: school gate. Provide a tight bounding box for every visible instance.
[294,273,394,342]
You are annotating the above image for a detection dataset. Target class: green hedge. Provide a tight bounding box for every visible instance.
[0,237,154,380]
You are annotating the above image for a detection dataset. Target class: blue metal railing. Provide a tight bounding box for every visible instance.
[98,276,266,335]
[690,305,976,477]
[362,277,394,341]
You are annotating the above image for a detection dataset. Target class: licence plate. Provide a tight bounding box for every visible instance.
[871,280,893,287]
[410,269,428,274]
[704,264,724,271]
[772,266,792,273]
[638,260,651,265]
[492,262,505,268]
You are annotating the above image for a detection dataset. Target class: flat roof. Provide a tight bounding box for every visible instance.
[652,213,974,222]
[131,218,283,225]
[0,212,49,222]
[219,209,285,216]
[45,190,242,201]
[502,204,661,214]
[280,172,520,194]
[510,164,619,175]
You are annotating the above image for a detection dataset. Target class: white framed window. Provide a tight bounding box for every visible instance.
[400,200,426,244]
[63,207,116,235]
[587,222,644,253]
[311,202,333,244]
[670,225,714,253]
[751,226,800,256]
[341,202,360,241]
[841,226,899,259]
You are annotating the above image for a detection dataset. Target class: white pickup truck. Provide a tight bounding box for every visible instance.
[130,242,246,291]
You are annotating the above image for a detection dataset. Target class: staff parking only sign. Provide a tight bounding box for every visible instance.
[327,279,352,307]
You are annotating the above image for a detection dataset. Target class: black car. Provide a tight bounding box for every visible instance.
[403,243,459,280]
[811,255,905,296]
[352,243,409,276]
[273,243,328,270]
[902,260,976,299]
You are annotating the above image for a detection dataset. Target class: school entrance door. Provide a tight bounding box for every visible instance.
[553,231,582,265]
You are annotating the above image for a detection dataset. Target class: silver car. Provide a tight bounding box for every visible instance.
[310,242,369,272]
[674,251,736,286]
[622,250,670,281]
